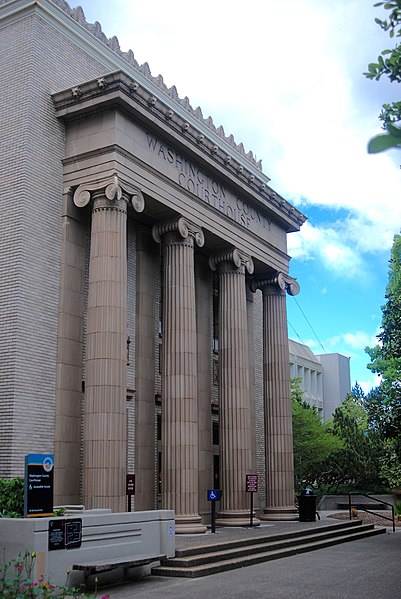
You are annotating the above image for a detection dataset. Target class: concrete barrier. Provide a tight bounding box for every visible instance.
[0,509,175,588]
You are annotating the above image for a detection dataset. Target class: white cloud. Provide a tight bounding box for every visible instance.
[342,331,378,350]
[287,221,366,277]
[358,375,381,394]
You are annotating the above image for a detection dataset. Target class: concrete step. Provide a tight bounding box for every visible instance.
[152,523,385,578]
[160,523,378,568]
[172,520,364,559]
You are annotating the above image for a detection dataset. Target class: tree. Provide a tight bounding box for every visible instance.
[326,390,384,491]
[291,379,342,491]
[364,1,401,152]
[365,233,401,488]
[366,234,401,382]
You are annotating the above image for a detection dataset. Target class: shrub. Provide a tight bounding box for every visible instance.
[0,478,24,518]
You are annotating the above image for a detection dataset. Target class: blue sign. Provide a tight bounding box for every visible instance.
[208,489,219,501]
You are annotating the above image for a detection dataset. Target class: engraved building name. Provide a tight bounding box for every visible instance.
[146,133,271,235]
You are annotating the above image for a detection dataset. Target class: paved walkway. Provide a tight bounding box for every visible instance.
[101,513,401,599]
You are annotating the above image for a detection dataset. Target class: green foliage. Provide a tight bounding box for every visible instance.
[0,479,24,518]
[366,235,401,379]
[365,2,401,151]
[368,123,401,152]
[0,551,107,598]
[363,234,401,490]
[365,234,401,458]
[335,388,368,429]
[326,394,384,490]
[379,438,401,488]
[297,385,386,494]
[291,379,343,492]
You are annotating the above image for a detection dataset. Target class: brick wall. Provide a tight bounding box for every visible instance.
[0,11,110,477]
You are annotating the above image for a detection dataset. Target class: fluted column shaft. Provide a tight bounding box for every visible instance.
[211,250,258,526]
[260,277,297,520]
[70,176,144,512]
[154,218,206,534]
[83,191,128,512]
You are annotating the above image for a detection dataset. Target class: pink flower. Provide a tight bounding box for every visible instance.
[20,584,27,590]
[101,594,110,599]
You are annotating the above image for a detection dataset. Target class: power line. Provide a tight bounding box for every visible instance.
[291,295,327,354]
[288,320,304,343]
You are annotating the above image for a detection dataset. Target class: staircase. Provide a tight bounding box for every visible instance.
[152,520,385,578]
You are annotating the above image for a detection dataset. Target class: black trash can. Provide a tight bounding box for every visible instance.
[298,487,316,522]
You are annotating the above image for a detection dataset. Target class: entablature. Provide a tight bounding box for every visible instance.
[52,70,306,235]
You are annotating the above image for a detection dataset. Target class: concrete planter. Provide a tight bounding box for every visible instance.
[0,509,175,588]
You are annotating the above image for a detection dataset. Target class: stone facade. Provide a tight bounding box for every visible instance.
[0,0,306,530]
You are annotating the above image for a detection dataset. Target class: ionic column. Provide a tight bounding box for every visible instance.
[73,176,144,512]
[251,273,300,521]
[153,217,206,534]
[210,249,259,526]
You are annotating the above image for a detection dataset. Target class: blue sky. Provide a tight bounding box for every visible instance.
[68,0,401,392]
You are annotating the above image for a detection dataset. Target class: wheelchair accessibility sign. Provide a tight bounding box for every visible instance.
[207,489,219,501]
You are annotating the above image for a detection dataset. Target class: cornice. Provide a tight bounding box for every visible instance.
[52,71,306,233]
[0,0,263,174]
[0,0,306,232]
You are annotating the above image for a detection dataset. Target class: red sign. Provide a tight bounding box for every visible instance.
[126,474,135,496]
[246,474,258,493]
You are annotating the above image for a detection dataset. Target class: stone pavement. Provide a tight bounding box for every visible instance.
[101,513,401,599]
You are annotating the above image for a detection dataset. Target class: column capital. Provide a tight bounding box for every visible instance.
[73,174,145,213]
[209,248,254,274]
[152,216,204,247]
[250,272,300,296]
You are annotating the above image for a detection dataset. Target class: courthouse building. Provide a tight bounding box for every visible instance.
[0,0,306,532]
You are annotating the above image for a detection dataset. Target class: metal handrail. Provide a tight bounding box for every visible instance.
[348,492,395,533]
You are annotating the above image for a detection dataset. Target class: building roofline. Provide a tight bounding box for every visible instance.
[0,0,307,230]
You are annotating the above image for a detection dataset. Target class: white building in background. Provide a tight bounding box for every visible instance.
[289,340,351,420]
[317,353,352,421]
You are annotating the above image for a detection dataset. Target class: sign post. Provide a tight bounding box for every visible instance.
[126,474,135,512]
[24,454,54,518]
[207,489,221,533]
[246,474,258,527]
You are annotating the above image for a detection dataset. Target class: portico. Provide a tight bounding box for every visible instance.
[52,70,305,531]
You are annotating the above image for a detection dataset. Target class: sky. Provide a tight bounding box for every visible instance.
[68,0,401,393]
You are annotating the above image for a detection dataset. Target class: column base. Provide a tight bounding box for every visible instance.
[175,514,207,534]
[216,510,260,527]
[259,507,298,521]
